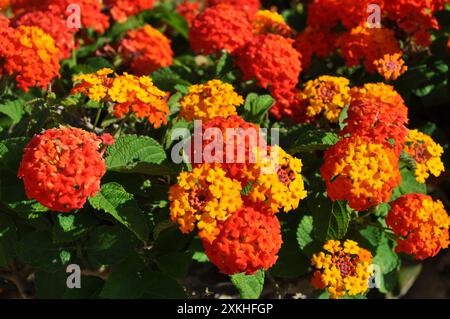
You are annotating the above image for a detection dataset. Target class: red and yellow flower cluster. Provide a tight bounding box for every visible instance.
[311,240,374,299]
[0,17,61,91]
[169,80,308,275]
[18,127,113,212]
[386,194,450,260]
[72,68,169,128]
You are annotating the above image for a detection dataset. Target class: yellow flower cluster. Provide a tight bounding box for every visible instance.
[350,82,403,106]
[72,68,169,128]
[311,240,373,299]
[299,76,351,122]
[252,10,293,37]
[168,164,243,243]
[19,26,59,63]
[404,129,445,183]
[248,146,308,213]
[179,79,244,122]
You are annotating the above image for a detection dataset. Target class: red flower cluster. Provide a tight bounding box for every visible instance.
[203,205,282,275]
[191,115,264,184]
[236,34,301,91]
[11,0,109,33]
[119,25,173,75]
[18,127,113,212]
[386,194,450,260]
[0,22,61,91]
[14,10,75,59]
[206,0,260,17]
[104,0,154,23]
[189,4,253,55]
[269,87,308,122]
[176,0,201,26]
[294,28,336,69]
[344,83,409,155]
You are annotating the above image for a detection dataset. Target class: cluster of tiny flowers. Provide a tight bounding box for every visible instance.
[294,27,336,69]
[299,76,351,123]
[179,80,243,122]
[311,240,373,299]
[169,164,243,243]
[72,68,169,128]
[18,127,114,212]
[373,53,408,81]
[0,22,61,91]
[14,10,76,59]
[203,205,282,275]
[343,83,409,156]
[321,136,401,211]
[119,25,173,76]
[11,0,110,33]
[189,4,253,55]
[252,9,293,37]
[248,145,308,213]
[403,129,445,183]
[104,0,154,23]
[338,25,402,74]
[176,0,201,26]
[236,34,302,91]
[206,0,261,17]
[386,194,450,260]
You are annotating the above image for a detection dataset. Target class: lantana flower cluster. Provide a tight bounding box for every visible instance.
[18,127,113,212]
[0,20,61,91]
[119,25,174,76]
[386,194,450,260]
[72,68,169,128]
[311,240,374,299]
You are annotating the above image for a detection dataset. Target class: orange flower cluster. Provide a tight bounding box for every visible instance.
[0,0,9,11]
[15,10,76,59]
[373,53,408,81]
[18,127,113,212]
[176,0,201,26]
[321,136,401,211]
[311,239,374,299]
[119,25,173,76]
[72,68,169,128]
[11,0,110,33]
[206,0,261,17]
[342,83,409,156]
[203,205,282,275]
[236,34,301,91]
[104,0,154,23]
[386,194,450,260]
[189,4,253,55]
[385,0,445,46]
[338,25,402,74]
[169,110,307,273]
[0,23,61,91]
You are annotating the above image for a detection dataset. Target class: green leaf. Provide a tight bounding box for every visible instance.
[0,98,24,124]
[86,225,137,266]
[230,270,265,299]
[88,182,149,242]
[0,213,17,266]
[106,134,167,174]
[151,67,192,92]
[52,211,99,243]
[34,269,67,298]
[242,93,274,125]
[155,252,193,279]
[63,276,105,299]
[151,4,188,38]
[309,194,350,241]
[15,231,69,272]
[296,215,313,250]
[0,137,27,173]
[289,126,339,153]
[398,167,427,195]
[372,233,400,275]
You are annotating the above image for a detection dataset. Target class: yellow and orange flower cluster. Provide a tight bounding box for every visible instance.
[72,68,169,128]
[321,136,402,211]
[179,80,243,122]
[299,76,351,123]
[252,9,293,37]
[386,194,450,260]
[0,22,61,91]
[311,240,373,299]
[404,129,445,183]
[119,25,173,76]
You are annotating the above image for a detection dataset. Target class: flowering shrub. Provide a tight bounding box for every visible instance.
[0,0,449,301]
